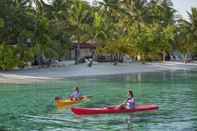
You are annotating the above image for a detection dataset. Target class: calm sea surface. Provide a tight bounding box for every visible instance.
[0,70,197,131]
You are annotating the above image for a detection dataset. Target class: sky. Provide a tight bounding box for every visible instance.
[171,0,197,19]
[87,0,197,19]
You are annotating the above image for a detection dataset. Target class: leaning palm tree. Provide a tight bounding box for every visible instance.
[176,8,197,63]
[188,8,197,43]
[32,0,46,14]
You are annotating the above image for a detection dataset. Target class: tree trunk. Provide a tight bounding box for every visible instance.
[162,51,166,64]
[74,44,80,65]
[113,54,118,65]
[75,30,80,65]
[141,54,145,64]
[184,54,187,64]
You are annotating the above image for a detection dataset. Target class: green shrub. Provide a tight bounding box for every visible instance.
[0,43,19,70]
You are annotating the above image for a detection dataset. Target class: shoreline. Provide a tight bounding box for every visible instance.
[0,73,60,84]
[0,61,196,84]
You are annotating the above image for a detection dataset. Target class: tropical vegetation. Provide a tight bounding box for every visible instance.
[0,0,196,70]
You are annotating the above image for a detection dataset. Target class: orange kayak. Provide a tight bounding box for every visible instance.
[55,96,89,109]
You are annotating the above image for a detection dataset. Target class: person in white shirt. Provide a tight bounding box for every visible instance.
[70,87,81,100]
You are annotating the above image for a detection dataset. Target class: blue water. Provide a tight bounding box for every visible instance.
[0,70,197,131]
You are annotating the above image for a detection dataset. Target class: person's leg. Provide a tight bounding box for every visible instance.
[70,97,74,101]
[79,96,84,100]
[128,103,135,109]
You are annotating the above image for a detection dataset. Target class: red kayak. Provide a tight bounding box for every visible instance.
[71,104,159,115]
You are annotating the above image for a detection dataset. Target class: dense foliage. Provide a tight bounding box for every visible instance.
[0,0,196,70]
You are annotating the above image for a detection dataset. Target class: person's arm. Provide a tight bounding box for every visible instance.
[70,91,75,98]
[75,92,81,98]
[132,98,135,104]
[121,98,127,104]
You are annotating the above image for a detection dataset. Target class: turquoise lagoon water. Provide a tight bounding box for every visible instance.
[0,70,197,131]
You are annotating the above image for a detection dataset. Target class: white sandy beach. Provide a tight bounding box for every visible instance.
[0,61,197,84]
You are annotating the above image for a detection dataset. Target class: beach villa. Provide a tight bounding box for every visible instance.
[70,43,96,62]
[69,43,123,63]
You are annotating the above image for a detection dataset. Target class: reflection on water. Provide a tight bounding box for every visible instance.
[0,70,197,130]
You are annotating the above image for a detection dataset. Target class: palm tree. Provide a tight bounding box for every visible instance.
[144,0,176,63]
[98,0,149,63]
[176,8,197,63]
[68,0,93,64]
[188,8,197,43]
